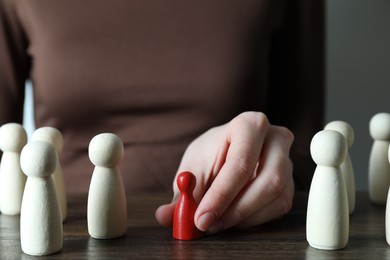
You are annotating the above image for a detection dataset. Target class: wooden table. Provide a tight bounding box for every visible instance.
[0,192,388,259]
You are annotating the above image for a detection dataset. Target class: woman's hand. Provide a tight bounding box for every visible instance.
[155,111,295,233]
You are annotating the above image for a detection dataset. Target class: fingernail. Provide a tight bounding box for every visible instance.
[197,212,217,231]
[207,221,224,234]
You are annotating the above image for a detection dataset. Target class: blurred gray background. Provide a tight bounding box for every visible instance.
[326,0,390,191]
[23,0,390,191]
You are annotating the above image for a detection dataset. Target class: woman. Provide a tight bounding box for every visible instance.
[0,0,324,233]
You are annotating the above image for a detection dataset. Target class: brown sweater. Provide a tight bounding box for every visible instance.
[0,0,324,194]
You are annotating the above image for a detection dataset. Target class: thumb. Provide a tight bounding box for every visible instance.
[155,193,180,227]
[155,203,176,227]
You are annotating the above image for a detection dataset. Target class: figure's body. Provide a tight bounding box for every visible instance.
[368,113,390,205]
[385,144,390,245]
[306,130,349,250]
[324,121,355,214]
[173,171,203,240]
[32,126,67,221]
[87,133,127,239]
[0,123,27,215]
[20,141,63,256]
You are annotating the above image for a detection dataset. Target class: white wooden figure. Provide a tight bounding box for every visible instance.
[368,112,390,205]
[325,121,356,214]
[32,126,67,222]
[20,141,63,256]
[306,130,349,250]
[0,123,27,215]
[87,133,127,239]
[386,145,390,245]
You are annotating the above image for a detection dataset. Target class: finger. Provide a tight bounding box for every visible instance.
[210,125,294,232]
[155,202,176,227]
[235,176,294,228]
[174,126,228,203]
[195,112,270,231]
[155,124,229,228]
[155,190,180,227]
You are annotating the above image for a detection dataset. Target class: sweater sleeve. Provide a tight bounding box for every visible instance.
[0,0,30,126]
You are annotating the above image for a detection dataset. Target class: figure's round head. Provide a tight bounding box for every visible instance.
[32,126,63,152]
[20,141,57,177]
[0,123,27,153]
[324,120,354,148]
[369,113,390,141]
[88,133,124,167]
[310,130,347,167]
[176,171,196,193]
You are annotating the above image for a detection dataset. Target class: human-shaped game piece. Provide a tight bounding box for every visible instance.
[324,120,356,214]
[385,144,390,245]
[87,133,127,239]
[173,171,204,240]
[368,112,390,205]
[20,141,63,256]
[32,126,67,222]
[0,123,27,215]
[306,130,349,250]
[386,143,390,245]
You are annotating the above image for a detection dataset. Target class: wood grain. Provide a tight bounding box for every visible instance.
[0,192,388,259]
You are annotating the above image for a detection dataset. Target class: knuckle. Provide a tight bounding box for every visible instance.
[233,112,270,131]
[214,188,232,206]
[269,166,294,215]
[278,189,294,215]
[269,175,284,198]
[230,158,254,180]
[272,125,295,148]
[279,126,294,144]
[267,169,288,198]
[232,207,248,224]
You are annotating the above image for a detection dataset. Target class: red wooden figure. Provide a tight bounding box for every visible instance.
[173,171,204,240]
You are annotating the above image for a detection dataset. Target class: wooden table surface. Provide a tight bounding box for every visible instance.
[0,191,388,259]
